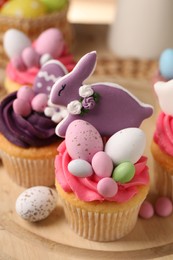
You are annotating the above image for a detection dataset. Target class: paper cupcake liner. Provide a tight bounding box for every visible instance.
[0,4,74,68]
[0,150,55,187]
[153,160,173,200]
[60,196,142,241]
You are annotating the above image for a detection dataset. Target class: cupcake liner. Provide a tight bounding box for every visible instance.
[0,149,55,187]
[153,160,173,200]
[59,195,142,241]
[0,3,74,68]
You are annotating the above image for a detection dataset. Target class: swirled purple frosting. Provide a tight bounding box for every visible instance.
[0,92,58,148]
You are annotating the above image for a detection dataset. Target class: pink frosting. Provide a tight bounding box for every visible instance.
[55,141,149,203]
[6,46,76,85]
[154,112,173,156]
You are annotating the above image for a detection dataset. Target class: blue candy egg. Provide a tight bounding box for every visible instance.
[159,49,173,79]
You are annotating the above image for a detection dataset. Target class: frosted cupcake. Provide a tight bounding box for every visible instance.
[151,79,173,199]
[50,51,153,241]
[0,60,68,187]
[3,28,76,93]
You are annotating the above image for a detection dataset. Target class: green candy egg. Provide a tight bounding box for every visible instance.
[112,161,135,183]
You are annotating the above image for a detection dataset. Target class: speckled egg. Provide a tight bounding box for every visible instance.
[1,0,47,18]
[65,120,103,162]
[105,127,146,165]
[15,186,57,222]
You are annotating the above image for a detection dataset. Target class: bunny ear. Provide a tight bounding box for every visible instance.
[72,51,97,82]
[3,29,31,59]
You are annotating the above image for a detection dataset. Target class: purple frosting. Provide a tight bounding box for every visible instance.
[0,92,59,148]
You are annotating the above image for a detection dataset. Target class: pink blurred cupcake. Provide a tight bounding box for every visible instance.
[3,28,76,93]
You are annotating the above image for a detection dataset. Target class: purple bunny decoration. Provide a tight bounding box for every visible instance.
[50,51,153,137]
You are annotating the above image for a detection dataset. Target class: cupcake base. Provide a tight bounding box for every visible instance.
[56,181,149,241]
[151,140,173,199]
[4,77,26,93]
[0,134,61,188]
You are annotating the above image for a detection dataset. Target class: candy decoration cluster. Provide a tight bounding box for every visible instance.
[139,197,173,219]
[66,120,146,198]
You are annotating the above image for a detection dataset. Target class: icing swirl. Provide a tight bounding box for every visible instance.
[154,112,173,156]
[55,141,149,202]
[0,92,58,148]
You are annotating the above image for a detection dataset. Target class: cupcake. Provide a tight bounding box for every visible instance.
[50,51,153,241]
[0,59,68,187]
[0,0,72,68]
[153,49,173,84]
[3,27,76,93]
[151,79,173,199]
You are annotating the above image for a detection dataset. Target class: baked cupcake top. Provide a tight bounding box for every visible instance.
[51,51,153,202]
[153,80,173,156]
[0,60,68,148]
[3,28,76,85]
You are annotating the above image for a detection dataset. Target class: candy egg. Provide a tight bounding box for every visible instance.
[3,29,31,59]
[35,28,64,58]
[68,159,93,178]
[13,98,31,117]
[112,161,135,183]
[92,151,113,178]
[11,55,27,71]
[159,49,173,79]
[65,120,103,162]
[15,186,57,222]
[155,197,173,217]
[105,128,146,165]
[97,177,118,198]
[139,201,154,219]
[31,93,48,112]
[40,0,68,12]
[17,86,35,102]
[22,47,40,68]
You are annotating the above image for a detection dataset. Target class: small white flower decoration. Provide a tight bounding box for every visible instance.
[67,100,82,115]
[79,85,94,98]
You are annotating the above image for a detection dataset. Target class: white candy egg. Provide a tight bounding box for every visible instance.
[105,128,146,165]
[3,29,31,59]
[15,186,57,222]
[68,159,93,178]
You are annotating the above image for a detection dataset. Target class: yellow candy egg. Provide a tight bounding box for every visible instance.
[1,0,47,18]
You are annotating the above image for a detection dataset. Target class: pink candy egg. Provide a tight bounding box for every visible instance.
[155,197,173,217]
[97,177,118,198]
[92,151,113,178]
[22,47,40,68]
[35,28,64,58]
[17,86,35,102]
[11,55,26,71]
[31,93,48,112]
[65,120,103,162]
[13,98,31,117]
[139,201,154,219]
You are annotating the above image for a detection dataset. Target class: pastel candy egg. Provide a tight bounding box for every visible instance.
[3,29,31,59]
[68,159,93,178]
[159,49,173,79]
[11,55,27,71]
[92,151,113,178]
[155,197,173,217]
[112,161,135,184]
[22,47,40,68]
[65,120,103,162]
[31,93,48,112]
[17,86,35,102]
[15,186,57,222]
[139,201,154,219]
[40,0,68,12]
[105,128,146,165]
[97,177,118,198]
[13,98,31,117]
[35,28,64,57]
[1,0,47,18]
